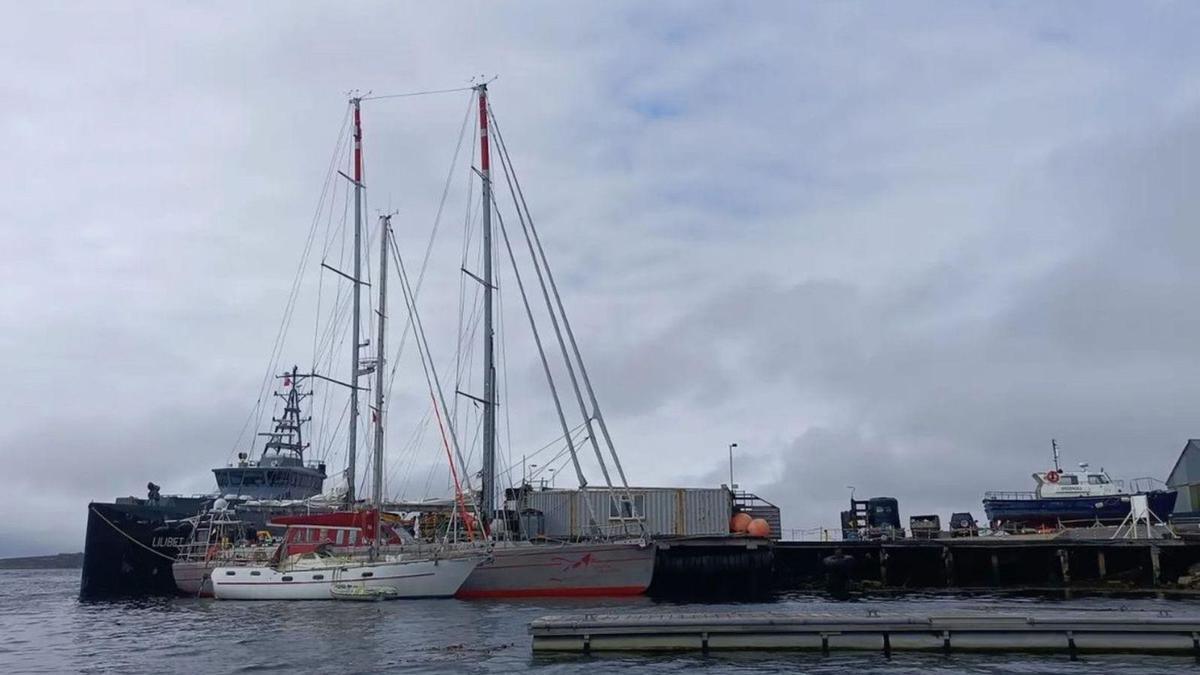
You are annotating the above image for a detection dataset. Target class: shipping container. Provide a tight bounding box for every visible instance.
[518,486,733,539]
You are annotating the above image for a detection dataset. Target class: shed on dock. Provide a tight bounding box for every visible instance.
[518,486,734,538]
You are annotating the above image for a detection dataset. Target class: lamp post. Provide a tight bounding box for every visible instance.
[548,468,557,488]
[728,442,739,492]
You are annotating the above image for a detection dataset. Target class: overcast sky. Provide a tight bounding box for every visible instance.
[4,2,1200,556]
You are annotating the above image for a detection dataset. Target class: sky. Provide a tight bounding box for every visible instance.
[3,2,1200,555]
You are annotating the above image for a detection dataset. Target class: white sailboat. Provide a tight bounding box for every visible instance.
[212,533,478,601]
[213,98,483,600]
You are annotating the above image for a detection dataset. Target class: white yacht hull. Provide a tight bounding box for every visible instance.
[211,556,480,600]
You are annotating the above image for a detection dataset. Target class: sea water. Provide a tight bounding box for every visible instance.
[0,569,1195,674]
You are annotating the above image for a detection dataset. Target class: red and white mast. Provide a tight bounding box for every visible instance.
[477,84,497,527]
[346,96,364,506]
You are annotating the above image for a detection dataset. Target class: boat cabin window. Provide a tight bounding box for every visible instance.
[361,572,373,578]
[225,571,236,576]
[281,576,293,582]
[1058,475,1078,485]
[313,574,324,580]
[250,571,261,576]
[1088,474,1109,485]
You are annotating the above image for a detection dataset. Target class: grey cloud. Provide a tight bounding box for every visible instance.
[4,3,1200,554]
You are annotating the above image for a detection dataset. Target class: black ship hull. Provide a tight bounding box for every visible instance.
[81,497,337,598]
[80,499,206,599]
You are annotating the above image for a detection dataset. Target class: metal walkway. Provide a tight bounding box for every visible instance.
[530,610,1200,655]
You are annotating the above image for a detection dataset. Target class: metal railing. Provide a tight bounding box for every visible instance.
[1127,476,1170,493]
[779,524,992,542]
[982,491,1037,500]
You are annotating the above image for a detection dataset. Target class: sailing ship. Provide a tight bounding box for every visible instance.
[446,84,656,598]
[84,85,656,599]
[212,99,483,598]
[982,441,1177,531]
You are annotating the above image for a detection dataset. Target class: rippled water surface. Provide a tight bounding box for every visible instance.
[3,569,1200,673]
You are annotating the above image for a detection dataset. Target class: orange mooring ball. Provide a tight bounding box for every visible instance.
[730,512,753,533]
[747,518,771,538]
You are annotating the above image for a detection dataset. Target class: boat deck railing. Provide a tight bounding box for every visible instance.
[1125,476,1170,493]
[982,491,1037,501]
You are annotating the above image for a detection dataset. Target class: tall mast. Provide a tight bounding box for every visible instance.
[347,96,364,505]
[477,84,497,525]
[372,215,389,507]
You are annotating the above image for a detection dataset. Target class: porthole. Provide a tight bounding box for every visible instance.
[313,574,324,580]
[225,571,235,576]
[361,572,373,578]
[282,576,294,582]
[250,571,261,576]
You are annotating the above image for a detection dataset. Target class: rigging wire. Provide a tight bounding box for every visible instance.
[489,193,589,489]
[388,407,432,500]
[383,92,475,406]
[313,142,354,466]
[229,104,352,462]
[496,254,518,496]
[491,107,616,492]
[389,225,480,507]
[453,101,482,443]
[361,86,474,101]
[490,102,646,536]
[496,421,588,478]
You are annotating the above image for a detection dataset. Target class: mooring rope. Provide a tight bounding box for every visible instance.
[89,506,180,562]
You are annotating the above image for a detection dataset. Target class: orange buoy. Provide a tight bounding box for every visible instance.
[747,518,771,538]
[730,512,753,533]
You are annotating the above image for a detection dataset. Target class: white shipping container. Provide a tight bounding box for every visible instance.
[521,487,732,539]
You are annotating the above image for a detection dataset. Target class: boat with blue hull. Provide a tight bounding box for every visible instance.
[982,444,1175,530]
[983,489,1177,529]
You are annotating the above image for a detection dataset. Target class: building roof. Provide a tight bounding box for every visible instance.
[1166,439,1200,486]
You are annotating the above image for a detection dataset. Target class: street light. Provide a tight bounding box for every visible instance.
[548,468,557,488]
[729,442,739,491]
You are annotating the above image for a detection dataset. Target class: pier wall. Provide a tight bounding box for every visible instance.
[651,536,1200,598]
[649,537,775,598]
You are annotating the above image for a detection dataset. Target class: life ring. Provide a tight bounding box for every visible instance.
[1046,470,1060,484]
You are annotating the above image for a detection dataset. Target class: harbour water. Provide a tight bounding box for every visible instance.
[2,569,1196,674]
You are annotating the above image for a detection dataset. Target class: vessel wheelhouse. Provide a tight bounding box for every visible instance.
[212,368,327,501]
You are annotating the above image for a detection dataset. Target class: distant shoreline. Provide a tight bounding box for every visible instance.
[0,552,83,570]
